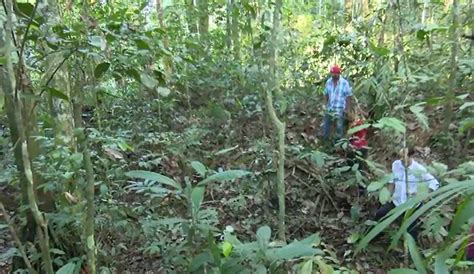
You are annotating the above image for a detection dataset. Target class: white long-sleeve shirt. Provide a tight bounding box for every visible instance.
[391,159,440,206]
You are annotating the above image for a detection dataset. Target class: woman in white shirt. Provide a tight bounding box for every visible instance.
[374,147,440,239]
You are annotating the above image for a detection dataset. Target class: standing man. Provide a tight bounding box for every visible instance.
[322,65,353,142]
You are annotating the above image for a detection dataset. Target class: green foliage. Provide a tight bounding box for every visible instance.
[125,170,182,191]
[406,233,427,274]
[2,0,473,272]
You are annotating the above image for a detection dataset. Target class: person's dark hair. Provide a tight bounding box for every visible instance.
[397,147,416,159]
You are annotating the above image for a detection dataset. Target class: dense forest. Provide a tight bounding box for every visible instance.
[0,0,473,273]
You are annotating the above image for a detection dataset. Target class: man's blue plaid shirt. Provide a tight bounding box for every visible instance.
[324,77,352,115]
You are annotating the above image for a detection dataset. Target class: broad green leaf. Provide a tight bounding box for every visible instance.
[434,254,449,274]
[315,256,334,274]
[125,170,182,190]
[0,224,7,230]
[409,104,429,130]
[48,88,69,101]
[426,96,445,106]
[374,117,406,134]
[157,217,185,226]
[459,117,474,134]
[430,161,448,176]
[157,86,171,97]
[222,241,233,257]
[135,39,150,50]
[379,188,391,204]
[347,123,371,135]
[255,265,267,274]
[416,29,429,41]
[347,232,360,244]
[191,161,207,177]
[448,197,474,238]
[406,233,427,274]
[266,242,320,261]
[367,180,387,192]
[87,235,94,250]
[126,68,141,82]
[140,73,158,89]
[369,43,390,57]
[56,262,76,274]
[94,62,110,79]
[16,2,34,17]
[198,170,251,186]
[189,252,212,272]
[256,226,271,245]
[387,269,418,274]
[300,260,313,274]
[460,102,474,111]
[207,232,221,266]
[298,233,321,246]
[50,248,66,255]
[311,151,328,168]
[89,35,106,50]
[191,186,205,213]
[149,186,171,195]
[215,145,239,155]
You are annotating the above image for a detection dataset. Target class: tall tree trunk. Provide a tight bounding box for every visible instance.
[226,0,232,50]
[444,0,459,130]
[186,0,198,34]
[0,1,53,272]
[197,0,209,36]
[156,0,173,79]
[265,0,286,242]
[422,0,429,24]
[41,0,76,149]
[230,0,240,61]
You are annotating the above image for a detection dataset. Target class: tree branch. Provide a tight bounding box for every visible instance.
[18,0,40,60]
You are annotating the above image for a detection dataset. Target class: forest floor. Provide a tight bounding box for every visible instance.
[0,104,459,273]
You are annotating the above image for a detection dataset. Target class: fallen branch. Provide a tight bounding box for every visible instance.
[292,164,339,212]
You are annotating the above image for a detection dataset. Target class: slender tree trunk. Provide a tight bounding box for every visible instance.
[82,131,96,274]
[468,0,473,55]
[265,0,286,242]
[444,0,459,130]
[230,0,240,61]
[197,0,209,36]
[393,0,409,82]
[156,0,173,79]
[226,0,232,50]
[186,0,198,34]
[422,0,429,24]
[0,1,53,273]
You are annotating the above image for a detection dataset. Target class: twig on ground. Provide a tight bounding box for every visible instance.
[319,199,326,222]
[292,164,339,211]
